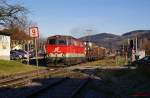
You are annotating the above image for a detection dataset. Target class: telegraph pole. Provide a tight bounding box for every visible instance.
[27,40,30,65]
[136,36,138,53]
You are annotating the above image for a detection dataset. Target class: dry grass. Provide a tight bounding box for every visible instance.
[80,56,126,67]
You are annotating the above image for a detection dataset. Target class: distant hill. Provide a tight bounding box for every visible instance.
[140,31,150,39]
[80,33,119,43]
[79,30,150,49]
[122,30,150,37]
[121,30,150,42]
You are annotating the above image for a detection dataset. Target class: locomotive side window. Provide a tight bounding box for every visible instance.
[70,38,74,45]
[48,39,56,44]
[68,38,76,45]
[67,39,71,45]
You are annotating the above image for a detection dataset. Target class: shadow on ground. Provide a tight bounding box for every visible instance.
[0,67,150,98]
[22,58,48,67]
[0,77,105,98]
[73,67,150,98]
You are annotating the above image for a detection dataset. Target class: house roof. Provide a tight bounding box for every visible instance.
[0,29,11,36]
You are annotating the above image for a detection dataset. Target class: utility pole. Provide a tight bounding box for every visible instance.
[136,36,138,53]
[27,40,30,65]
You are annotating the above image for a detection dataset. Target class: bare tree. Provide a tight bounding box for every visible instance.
[142,38,150,55]
[0,0,28,29]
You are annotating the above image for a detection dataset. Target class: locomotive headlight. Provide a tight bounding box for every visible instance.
[62,53,65,57]
[48,54,51,57]
[88,42,92,47]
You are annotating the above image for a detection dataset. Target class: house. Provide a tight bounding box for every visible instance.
[11,31,34,51]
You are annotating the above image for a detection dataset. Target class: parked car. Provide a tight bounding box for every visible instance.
[131,56,150,66]
[132,56,150,75]
[10,49,30,60]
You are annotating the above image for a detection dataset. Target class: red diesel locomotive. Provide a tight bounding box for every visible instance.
[45,35,86,65]
[45,35,106,66]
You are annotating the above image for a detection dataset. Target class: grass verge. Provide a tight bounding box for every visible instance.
[0,59,45,76]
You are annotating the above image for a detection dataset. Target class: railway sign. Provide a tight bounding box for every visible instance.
[29,26,39,67]
[29,27,39,38]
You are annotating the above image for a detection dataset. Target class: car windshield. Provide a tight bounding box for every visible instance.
[143,56,150,61]
[17,50,27,53]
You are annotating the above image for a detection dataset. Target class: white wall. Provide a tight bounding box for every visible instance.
[0,35,10,60]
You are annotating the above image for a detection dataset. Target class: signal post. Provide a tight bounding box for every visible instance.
[29,26,39,68]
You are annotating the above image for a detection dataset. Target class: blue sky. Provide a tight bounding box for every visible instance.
[10,0,150,38]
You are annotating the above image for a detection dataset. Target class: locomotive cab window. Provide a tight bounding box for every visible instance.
[47,38,67,45]
[48,39,56,44]
[58,39,67,45]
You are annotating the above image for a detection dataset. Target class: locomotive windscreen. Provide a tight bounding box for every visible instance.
[58,39,67,45]
[48,38,67,45]
[48,39,56,44]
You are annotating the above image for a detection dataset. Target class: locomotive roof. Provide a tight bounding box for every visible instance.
[47,35,81,41]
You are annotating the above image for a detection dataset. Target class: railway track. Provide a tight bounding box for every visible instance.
[24,77,90,98]
[0,68,59,87]
[0,67,105,98]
